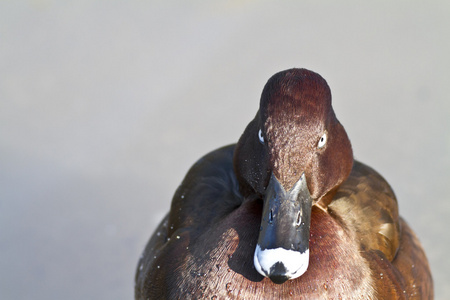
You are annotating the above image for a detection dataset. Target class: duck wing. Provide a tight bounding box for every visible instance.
[329,161,433,299]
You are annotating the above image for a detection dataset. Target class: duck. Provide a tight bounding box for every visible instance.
[135,68,433,299]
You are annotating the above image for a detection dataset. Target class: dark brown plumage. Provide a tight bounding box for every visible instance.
[135,68,433,299]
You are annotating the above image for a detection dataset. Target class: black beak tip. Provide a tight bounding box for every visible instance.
[267,261,290,284]
[269,274,289,284]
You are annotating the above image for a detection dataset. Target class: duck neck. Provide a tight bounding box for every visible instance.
[315,188,339,211]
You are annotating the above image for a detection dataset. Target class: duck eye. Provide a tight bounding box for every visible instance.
[258,129,264,144]
[318,133,327,148]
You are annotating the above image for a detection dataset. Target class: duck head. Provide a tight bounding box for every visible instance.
[233,68,353,284]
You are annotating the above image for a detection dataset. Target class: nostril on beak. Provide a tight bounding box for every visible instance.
[295,210,302,227]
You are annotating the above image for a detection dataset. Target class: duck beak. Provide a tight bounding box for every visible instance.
[253,173,312,284]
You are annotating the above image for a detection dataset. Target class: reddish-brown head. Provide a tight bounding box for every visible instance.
[235,68,353,202]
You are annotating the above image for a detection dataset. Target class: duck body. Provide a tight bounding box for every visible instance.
[135,69,433,299]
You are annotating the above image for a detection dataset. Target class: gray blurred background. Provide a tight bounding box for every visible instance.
[1,1,449,299]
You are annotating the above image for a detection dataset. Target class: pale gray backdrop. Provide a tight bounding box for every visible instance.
[1,1,449,299]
